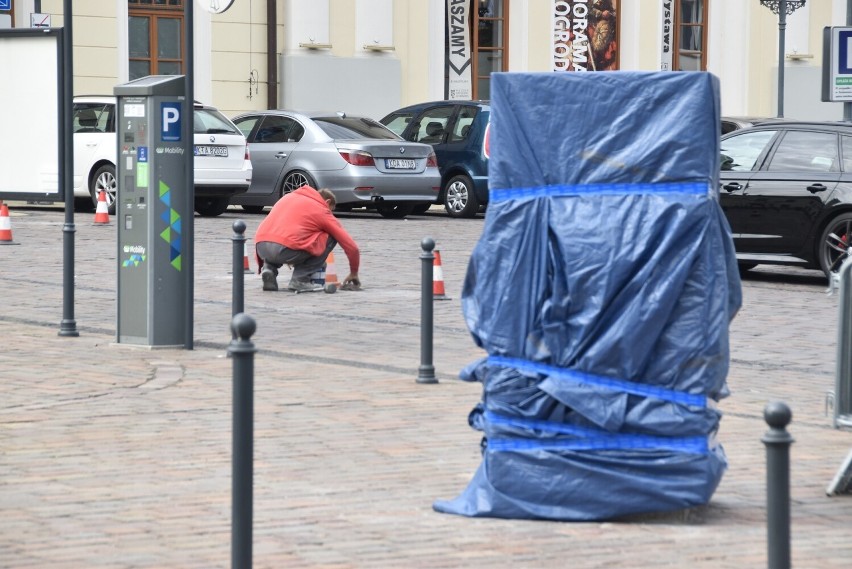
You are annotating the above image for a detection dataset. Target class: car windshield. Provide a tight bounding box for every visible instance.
[194,108,238,135]
[314,117,400,140]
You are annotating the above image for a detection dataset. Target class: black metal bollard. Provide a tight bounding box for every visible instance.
[417,237,438,384]
[762,401,794,569]
[232,220,247,324]
[229,313,257,569]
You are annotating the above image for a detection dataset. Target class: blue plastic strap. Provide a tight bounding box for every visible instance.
[488,356,708,408]
[489,181,707,203]
[486,411,709,454]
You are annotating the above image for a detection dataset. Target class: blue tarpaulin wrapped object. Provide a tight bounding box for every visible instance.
[433,72,742,521]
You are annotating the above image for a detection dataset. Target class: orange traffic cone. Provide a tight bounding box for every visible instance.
[0,204,19,245]
[325,251,341,286]
[433,250,450,300]
[93,190,111,225]
[243,242,252,274]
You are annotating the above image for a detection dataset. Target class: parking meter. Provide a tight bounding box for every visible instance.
[114,75,191,347]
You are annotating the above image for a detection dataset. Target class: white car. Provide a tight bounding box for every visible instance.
[73,96,252,216]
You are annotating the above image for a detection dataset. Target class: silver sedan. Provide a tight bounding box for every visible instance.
[231,110,441,218]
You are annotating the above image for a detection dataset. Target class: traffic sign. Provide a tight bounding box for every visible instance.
[0,0,11,12]
[31,13,51,28]
[823,26,852,102]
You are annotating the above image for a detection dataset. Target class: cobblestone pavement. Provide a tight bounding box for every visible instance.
[1,204,851,568]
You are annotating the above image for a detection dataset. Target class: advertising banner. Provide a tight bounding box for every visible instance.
[552,0,618,72]
[0,29,63,200]
[447,0,472,99]
[661,0,673,70]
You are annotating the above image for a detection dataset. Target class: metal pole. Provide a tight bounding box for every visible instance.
[183,0,195,349]
[232,220,246,324]
[834,257,852,427]
[59,0,78,337]
[417,237,438,384]
[229,313,256,569]
[762,401,794,569]
[776,0,787,118]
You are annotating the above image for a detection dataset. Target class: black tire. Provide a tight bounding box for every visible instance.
[819,212,852,275]
[282,170,317,194]
[443,174,479,218]
[411,203,433,215]
[194,197,230,217]
[241,205,266,214]
[376,202,415,219]
[91,164,117,215]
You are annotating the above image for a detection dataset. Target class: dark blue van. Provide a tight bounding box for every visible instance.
[381,101,490,218]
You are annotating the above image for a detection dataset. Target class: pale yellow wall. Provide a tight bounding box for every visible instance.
[207,0,280,117]
[749,4,780,117]
[810,1,830,66]
[527,0,551,71]
[635,0,659,71]
[393,0,431,106]
[41,0,118,96]
[330,0,356,58]
[35,0,841,119]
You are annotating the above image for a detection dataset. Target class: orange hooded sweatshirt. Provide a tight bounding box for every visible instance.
[254,186,360,274]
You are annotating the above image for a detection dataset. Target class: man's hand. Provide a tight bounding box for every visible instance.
[343,272,361,288]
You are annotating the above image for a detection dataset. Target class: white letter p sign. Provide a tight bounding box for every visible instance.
[163,108,180,132]
[161,102,182,141]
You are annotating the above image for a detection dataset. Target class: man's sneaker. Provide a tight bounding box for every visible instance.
[261,268,278,291]
[288,278,323,293]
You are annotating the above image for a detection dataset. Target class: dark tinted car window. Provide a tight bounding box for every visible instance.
[721,130,776,172]
[413,106,455,144]
[314,117,399,140]
[767,130,839,173]
[449,106,478,143]
[73,103,113,134]
[254,116,298,143]
[721,121,740,135]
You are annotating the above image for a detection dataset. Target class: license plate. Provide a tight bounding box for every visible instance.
[385,158,416,169]
[194,145,228,157]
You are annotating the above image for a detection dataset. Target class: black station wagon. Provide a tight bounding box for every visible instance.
[720,121,852,276]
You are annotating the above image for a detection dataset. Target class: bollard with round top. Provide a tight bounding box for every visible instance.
[229,312,256,569]
[231,221,247,342]
[762,401,794,569]
[418,237,438,384]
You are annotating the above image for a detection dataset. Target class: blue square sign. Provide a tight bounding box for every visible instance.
[161,102,182,142]
[0,0,10,10]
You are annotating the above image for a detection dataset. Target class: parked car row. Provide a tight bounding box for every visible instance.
[70,97,490,220]
[68,96,852,277]
[72,96,252,216]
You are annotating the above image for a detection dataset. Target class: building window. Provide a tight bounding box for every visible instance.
[128,0,184,80]
[674,0,707,71]
[472,0,509,99]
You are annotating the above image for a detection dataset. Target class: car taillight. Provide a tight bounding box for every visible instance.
[339,150,375,167]
[245,146,251,161]
[426,152,438,168]
[483,122,490,159]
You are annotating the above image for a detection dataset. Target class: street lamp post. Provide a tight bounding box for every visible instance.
[760,0,806,118]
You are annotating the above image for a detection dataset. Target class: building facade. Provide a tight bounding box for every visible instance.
[2,0,850,121]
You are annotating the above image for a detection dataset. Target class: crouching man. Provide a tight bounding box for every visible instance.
[254,186,361,293]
